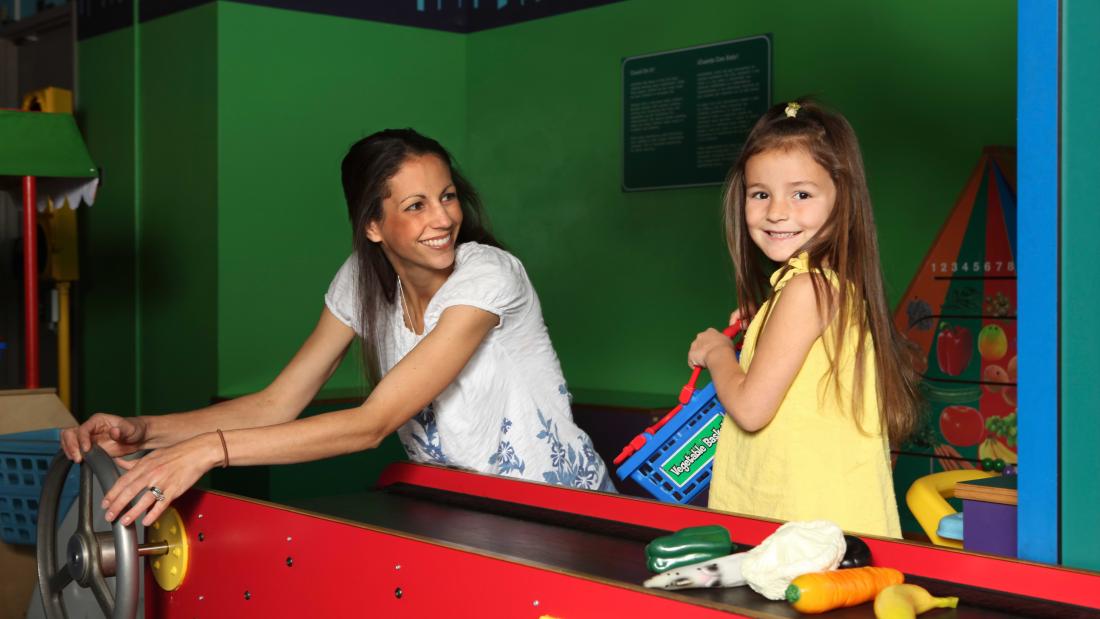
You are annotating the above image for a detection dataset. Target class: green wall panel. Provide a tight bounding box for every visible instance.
[137,5,219,413]
[465,0,1016,399]
[215,2,468,397]
[1060,0,1100,571]
[77,28,137,418]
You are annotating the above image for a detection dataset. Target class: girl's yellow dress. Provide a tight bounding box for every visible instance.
[708,254,902,537]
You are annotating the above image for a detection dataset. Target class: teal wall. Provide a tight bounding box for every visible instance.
[1061,0,1100,571]
[465,0,1016,401]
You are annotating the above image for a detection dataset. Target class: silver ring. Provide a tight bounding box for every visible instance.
[149,486,166,502]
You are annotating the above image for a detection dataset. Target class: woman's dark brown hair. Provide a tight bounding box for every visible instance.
[340,128,499,384]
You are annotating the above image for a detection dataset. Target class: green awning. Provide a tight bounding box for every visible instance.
[0,109,99,209]
[0,109,97,178]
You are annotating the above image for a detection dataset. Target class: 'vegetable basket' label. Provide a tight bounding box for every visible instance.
[659,414,724,487]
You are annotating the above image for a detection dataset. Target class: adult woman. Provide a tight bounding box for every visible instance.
[63,129,614,527]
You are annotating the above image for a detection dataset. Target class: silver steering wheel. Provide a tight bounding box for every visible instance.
[36,446,140,619]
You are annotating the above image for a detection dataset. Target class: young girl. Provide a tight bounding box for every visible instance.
[688,100,921,537]
[63,128,614,528]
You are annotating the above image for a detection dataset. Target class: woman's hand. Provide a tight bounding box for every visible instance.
[689,328,736,368]
[61,413,149,463]
[101,433,222,527]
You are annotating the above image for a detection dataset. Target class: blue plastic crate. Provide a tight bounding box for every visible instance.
[0,428,79,545]
[615,382,727,504]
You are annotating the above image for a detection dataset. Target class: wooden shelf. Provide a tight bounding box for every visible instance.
[956,475,1018,506]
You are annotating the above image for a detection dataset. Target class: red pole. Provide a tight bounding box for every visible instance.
[23,175,39,388]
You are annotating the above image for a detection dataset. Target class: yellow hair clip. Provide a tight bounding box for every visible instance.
[784,102,801,118]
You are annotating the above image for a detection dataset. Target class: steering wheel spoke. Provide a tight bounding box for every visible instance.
[47,567,73,594]
[89,568,115,616]
[76,464,94,534]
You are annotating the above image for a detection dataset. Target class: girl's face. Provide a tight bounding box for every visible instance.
[744,147,836,262]
[366,154,463,280]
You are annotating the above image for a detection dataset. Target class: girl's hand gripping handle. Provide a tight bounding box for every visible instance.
[613,321,743,466]
[679,323,743,403]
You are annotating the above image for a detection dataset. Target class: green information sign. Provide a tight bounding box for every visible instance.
[622,35,772,191]
[660,413,724,487]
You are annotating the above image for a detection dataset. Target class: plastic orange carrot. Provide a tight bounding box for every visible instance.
[785,567,904,614]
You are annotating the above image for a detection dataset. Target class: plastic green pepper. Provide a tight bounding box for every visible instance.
[645,525,735,573]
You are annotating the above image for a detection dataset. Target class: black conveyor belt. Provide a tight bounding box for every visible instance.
[288,484,1097,619]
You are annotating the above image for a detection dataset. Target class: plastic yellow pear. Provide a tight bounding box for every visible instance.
[874,584,958,619]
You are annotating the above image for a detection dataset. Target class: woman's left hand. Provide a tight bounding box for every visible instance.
[688,328,736,368]
[101,433,221,527]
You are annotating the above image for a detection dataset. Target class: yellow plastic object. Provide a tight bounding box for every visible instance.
[906,469,997,548]
[57,282,71,410]
[21,86,73,113]
[41,199,80,282]
[874,584,958,619]
[148,507,189,591]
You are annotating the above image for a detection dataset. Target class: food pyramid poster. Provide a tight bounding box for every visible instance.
[892,147,1017,531]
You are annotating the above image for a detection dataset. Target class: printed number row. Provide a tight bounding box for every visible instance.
[930,261,1015,273]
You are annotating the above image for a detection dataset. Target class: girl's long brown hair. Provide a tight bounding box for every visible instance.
[723,98,921,445]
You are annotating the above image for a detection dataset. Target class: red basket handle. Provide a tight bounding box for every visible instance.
[612,322,744,466]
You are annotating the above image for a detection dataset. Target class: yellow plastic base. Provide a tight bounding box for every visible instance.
[149,507,189,591]
[906,469,997,548]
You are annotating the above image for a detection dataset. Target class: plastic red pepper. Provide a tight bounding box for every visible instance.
[936,323,973,376]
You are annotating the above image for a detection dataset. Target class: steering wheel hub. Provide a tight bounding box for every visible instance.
[64,534,92,586]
